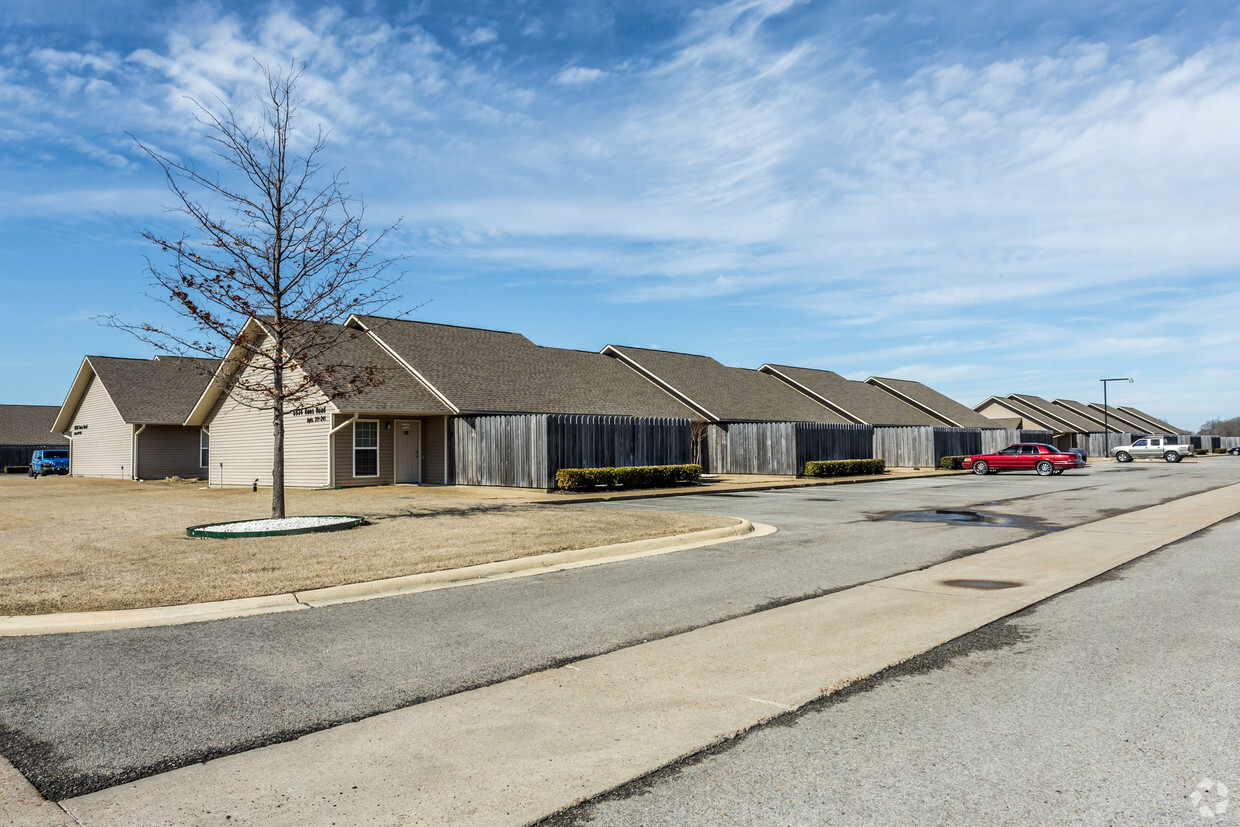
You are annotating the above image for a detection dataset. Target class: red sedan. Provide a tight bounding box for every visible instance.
[962,443,1087,476]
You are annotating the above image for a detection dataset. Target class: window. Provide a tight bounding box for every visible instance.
[1133,439,1148,447]
[354,420,379,477]
[200,429,209,467]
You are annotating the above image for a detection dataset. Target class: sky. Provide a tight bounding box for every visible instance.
[2,0,1238,431]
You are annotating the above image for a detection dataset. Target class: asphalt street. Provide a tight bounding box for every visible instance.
[1,460,1236,802]
[541,512,1240,826]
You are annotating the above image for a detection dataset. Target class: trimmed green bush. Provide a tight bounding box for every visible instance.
[1194,448,1209,456]
[803,458,885,478]
[1213,448,1227,454]
[555,464,701,491]
[938,456,967,470]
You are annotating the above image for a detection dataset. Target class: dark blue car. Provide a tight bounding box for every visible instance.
[29,449,69,477]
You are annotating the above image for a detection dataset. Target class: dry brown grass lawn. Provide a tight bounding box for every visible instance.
[0,476,737,615]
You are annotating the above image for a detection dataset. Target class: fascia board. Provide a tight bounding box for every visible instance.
[602,345,720,423]
[1008,395,1082,432]
[354,325,460,414]
[183,319,265,426]
[1086,403,1149,432]
[759,365,863,424]
[865,377,962,427]
[51,357,96,433]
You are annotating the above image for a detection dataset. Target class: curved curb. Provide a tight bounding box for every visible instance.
[0,520,773,637]
[186,515,365,539]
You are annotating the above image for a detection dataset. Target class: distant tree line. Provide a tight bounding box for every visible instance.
[1199,416,1240,436]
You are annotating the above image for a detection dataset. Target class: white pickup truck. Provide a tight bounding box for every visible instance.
[1110,435,1194,463]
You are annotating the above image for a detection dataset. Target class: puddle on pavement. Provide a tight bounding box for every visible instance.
[886,509,1013,526]
[941,579,1022,590]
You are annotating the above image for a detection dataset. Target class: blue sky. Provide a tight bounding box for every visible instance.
[3,0,1238,430]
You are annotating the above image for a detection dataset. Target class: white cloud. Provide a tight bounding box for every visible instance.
[553,66,607,85]
[459,27,497,47]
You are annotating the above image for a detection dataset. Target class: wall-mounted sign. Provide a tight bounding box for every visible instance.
[289,405,328,424]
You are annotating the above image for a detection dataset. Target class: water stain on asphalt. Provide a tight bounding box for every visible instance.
[887,509,1012,526]
[878,509,1055,533]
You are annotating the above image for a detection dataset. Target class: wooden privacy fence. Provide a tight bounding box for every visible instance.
[873,427,983,468]
[451,414,691,488]
[547,414,691,473]
[0,444,64,468]
[704,422,872,475]
[1086,432,1143,457]
[979,429,1054,454]
[1221,436,1240,450]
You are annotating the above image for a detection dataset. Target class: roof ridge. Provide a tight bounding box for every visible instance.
[354,314,529,338]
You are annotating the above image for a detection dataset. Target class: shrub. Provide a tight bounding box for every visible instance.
[938,456,966,470]
[1213,448,1227,454]
[555,464,701,491]
[5,466,30,474]
[803,458,885,478]
[1194,448,1209,456]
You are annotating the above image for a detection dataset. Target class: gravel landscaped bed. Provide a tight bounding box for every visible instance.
[188,515,364,538]
[201,516,354,532]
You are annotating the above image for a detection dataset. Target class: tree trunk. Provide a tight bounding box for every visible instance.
[272,362,286,519]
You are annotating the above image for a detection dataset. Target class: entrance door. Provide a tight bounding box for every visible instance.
[395,420,421,483]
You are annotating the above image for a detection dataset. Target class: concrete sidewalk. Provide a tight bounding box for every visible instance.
[43,481,1240,826]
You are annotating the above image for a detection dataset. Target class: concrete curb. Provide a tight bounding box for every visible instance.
[0,520,771,637]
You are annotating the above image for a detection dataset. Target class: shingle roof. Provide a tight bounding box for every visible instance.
[1116,406,1184,434]
[762,365,941,426]
[1009,394,1101,433]
[356,317,696,418]
[0,405,68,445]
[986,416,1023,429]
[604,346,849,423]
[291,323,451,415]
[865,377,1001,428]
[87,356,216,424]
[1051,401,1111,433]
[1050,399,1115,431]
[974,396,1063,430]
[1087,403,1155,432]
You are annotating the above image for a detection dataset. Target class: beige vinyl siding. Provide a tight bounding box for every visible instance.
[976,400,1025,427]
[135,425,206,480]
[204,362,332,488]
[332,416,395,487]
[67,375,133,478]
[422,415,447,484]
[329,414,447,487]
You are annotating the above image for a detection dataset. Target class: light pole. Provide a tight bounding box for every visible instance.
[1100,377,1133,452]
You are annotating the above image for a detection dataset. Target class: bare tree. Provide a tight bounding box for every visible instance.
[106,62,405,518]
[1199,416,1240,437]
[690,419,709,469]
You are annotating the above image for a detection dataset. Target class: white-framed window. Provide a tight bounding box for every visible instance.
[353,420,379,477]
[200,429,210,468]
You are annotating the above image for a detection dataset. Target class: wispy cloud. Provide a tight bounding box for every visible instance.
[553,65,607,85]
